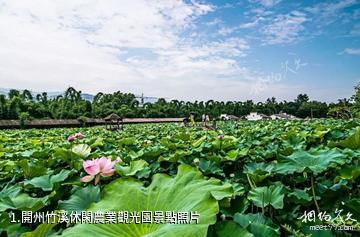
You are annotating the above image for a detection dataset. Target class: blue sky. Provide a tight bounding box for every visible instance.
[0,0,359,102]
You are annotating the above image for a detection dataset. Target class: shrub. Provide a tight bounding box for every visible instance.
[77,116,89,127]
[19,112,31,129]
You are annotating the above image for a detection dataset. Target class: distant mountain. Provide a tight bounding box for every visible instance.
[81,93,95,101]
[0,88,11,95]
[0,88,94,101]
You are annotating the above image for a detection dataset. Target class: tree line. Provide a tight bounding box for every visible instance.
[0,86,357,121]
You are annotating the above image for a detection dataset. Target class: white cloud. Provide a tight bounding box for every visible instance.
[239,16,265,29]
[206,18,223,26]
[306,0,357,15]
[0,0,265,101]
[305,0,357,25]
[239,7,270,30]
[248,0,282,8]
[218,26,237,36]
[340,48,360,55]
[261,11,307,45]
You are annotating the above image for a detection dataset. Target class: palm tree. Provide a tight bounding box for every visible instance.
[64,87,78,102]
[8,89,20,99]
[22,89,33,101]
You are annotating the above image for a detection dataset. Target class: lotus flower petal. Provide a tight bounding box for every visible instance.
[67,136,75,142]
[74,132,84,139]
[82,157,117,184]
[81,175,94,183]
[100,169,115,177]
[83,160,100,176]
[98,157,114,173]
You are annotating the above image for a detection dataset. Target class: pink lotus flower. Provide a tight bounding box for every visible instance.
[67,132,84,142]
[217,134,224,140]
[81,157,117,185]
[67,135,75,142]
[74,132,84,139]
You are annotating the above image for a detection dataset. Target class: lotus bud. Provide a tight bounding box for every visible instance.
[303,172,307,178]
[193,158,200,166]
[220,214,226,221]
[229,173,235,178]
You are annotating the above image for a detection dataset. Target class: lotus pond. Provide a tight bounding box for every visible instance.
[0,120,359,237]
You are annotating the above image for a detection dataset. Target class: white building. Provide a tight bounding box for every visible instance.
[270,112,299,120]
[219,114,239,121]
[245,112,270,121]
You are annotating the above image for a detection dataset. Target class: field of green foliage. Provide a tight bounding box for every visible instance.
[0,120,359,237]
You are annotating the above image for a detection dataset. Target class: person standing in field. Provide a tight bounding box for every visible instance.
[190,113,195,126]
[205,114,210,127]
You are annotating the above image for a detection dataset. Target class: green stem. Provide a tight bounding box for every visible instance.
[261,192,265,215]
[247,174,256,189]
[311,175,320,214]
